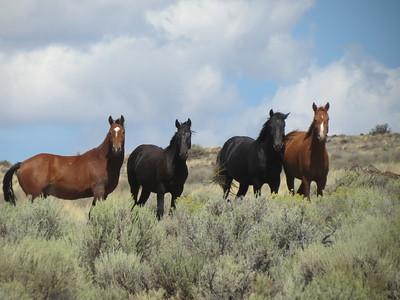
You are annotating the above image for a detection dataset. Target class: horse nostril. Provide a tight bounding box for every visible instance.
[113,146,121,153]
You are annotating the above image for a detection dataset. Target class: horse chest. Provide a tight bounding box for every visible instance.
[304,150,328,178]
[160,161,187,187]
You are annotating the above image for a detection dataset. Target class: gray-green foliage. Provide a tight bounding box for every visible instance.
[0,198,69,241]
[0,238,82,299]
[94,250,151,295]
[79,198,164,271]
[0,169,399,299]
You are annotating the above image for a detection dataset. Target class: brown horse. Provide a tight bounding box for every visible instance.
[283,102,330,199]
[2,116,125,214]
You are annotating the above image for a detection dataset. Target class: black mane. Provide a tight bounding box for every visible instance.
[256,112,286,142]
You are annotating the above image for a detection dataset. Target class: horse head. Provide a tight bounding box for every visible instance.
[175,118,192,160]
[268,109,290,152]
[311,102,330,142]
[108,115,125,154]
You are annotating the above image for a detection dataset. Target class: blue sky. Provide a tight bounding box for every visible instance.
[0,0,399,162]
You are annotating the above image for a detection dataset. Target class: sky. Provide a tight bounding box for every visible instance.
[1,0,399,162]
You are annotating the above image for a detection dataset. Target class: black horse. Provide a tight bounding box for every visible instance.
[215,109,289,199]
[127,119,192,219]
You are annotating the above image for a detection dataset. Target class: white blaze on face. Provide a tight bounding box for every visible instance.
[320,122,324,138]
[114,126,121,137]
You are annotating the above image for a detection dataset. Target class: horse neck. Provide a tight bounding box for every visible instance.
[255,130,274,152]
[97,134,124,165]
[307,126,326,153]
[165,135,184,164]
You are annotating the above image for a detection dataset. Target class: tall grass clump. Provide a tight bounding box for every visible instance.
[0,238,83,299]
[271,215,400,299]
[0,198,71,242]
[94,250,151,296]
[79,197,164,272]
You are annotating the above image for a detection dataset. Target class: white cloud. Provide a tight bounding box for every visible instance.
[147,0,314,80]
[0,0,316,153]
[3,0,399,156]
[246,52,400,135]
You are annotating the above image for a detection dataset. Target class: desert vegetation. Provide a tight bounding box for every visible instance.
[0,133,399,299]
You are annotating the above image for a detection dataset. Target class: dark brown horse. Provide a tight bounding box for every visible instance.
[3,116,125,215]
[127,119,192,219]
[283,102,330,199]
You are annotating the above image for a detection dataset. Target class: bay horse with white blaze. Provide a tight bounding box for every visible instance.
[215,109,290,199]
[283,102,330,199]
[2,116,125,215]
[127,119,192,219]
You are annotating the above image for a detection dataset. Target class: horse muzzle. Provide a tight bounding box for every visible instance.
[112,146,122,154]
[179,152,188,160]
[273,143,283,152]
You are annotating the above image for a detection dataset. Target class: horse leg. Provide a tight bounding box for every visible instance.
[170,186,183,215]
[222,176,233,200]
[317,177,327,197]
[268,177,281,194]
[89,185,105,219]
[297,182,304,195]
[136,189,151,206]
[301,177,311,200]
[285,173,295,195]
[130,181,140,204]
[28,194,40,204]
[156,193,165,220]
[236,183,249,199]
[253,181,263,198]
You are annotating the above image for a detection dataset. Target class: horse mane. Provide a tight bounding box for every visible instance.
[306,121,315,138]
[256,119,271,142]
[166,132,179,150]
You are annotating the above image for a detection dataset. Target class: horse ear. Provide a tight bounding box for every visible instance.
[325,102,330,111]
[187,118,192,127]
[284,112,290,119]
[108,116,114,125]
[269,109,274,117]
[312,102,317,112]
[175,119,181,129]
[120,115,125,126]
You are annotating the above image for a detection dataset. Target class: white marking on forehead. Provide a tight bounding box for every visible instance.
[320,122,324,137]
[113,126,121,137]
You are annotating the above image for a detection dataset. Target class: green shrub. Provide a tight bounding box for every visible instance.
[0,281,31,300]
[197,255,254,299]
[79,198,164,272]
[265,204,323,255]
[0,199,70,242]
[94,250,150,295]
[149,239,204,299]
[272,215,400,299]
[370,123,391,135]
[0,238,82,299]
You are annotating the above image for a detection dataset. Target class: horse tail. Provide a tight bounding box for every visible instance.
[212,151,228,187]
[2,162,21,206]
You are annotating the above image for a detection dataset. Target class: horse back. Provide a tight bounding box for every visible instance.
[219,136,253,160]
